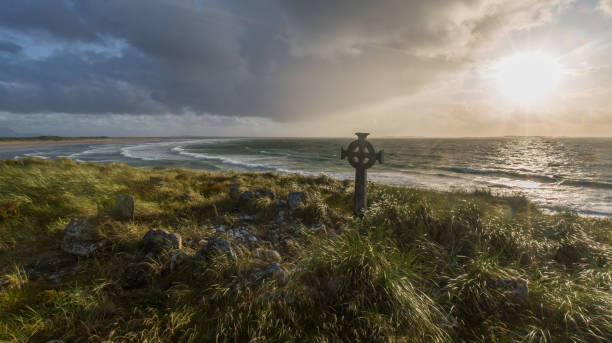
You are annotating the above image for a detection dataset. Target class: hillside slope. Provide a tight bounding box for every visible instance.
[0,158,611,342]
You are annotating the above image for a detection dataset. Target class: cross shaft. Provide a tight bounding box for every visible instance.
[341,133,383,214]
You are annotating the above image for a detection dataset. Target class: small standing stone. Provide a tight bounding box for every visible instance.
[287,192,306,210]
[62,219,104,256]
[229,183,241,200]
[115,194,134,221]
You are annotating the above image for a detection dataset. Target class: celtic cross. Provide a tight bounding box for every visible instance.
[341,133,383,215]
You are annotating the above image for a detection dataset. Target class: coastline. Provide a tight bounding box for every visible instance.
[0,137,161,150]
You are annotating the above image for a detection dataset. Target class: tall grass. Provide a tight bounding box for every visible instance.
[0,158,610,342]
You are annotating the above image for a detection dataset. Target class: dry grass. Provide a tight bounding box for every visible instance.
[0,158,610,342]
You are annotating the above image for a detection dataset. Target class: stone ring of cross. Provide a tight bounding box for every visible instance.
[341,133,384,169]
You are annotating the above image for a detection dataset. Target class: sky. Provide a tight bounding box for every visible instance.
[0,0,611,137]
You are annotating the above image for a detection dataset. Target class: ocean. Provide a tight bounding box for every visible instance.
[2,137,611,217]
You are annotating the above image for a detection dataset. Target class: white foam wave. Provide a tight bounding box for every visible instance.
[79,145,120,155]
[119,138,241,161]
[120,145,158,160]
[23,153,49,159]
[171,146,266,170]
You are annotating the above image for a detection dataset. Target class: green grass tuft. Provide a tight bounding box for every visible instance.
[0,158,610,342]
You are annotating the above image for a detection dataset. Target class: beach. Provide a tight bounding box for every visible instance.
[0,137,161,150]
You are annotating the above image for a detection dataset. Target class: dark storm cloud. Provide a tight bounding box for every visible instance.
[0,41,21,54]
[0,0,570,120]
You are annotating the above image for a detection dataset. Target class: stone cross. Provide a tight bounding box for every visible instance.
[341,133,383,215]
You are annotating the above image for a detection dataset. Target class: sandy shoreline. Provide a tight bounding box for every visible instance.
[0,137,162,150]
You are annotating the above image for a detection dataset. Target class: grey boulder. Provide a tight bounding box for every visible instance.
[123,262,151,289]
[143,228,182,252]
[249,263,290,286]
[197,238,233,258]
[487,277,529,302]
[256,188,275,200]
[255,249,282,263]
[287,192,306,210]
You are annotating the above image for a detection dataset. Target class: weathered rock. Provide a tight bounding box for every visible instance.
[123,262,151,289]
[276,210,285,223]
[114,194,135,221]
[336,224,346,234]
[214,224,227,233]
[250,263,289,286]
[241,190,255,201]
[229,183,241,200]
[238,214,259,221]
[327,280,343,295]
[555,241,589,265]
[149,176,164,186]
[170,250,185,271]
[45,264,83,282]
[180,189,199,201]
[255,249,282,263]
[486,277,529,302]
[33,253,77,273]
[62,219,104,256]
[256,188,275,200]
[287,192,306,210]
[311,224,326,232]
[143,228,182,253]
[197,238,233,258]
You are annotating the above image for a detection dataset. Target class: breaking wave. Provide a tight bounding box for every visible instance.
[439,167,559,183]
[171,146,267,170]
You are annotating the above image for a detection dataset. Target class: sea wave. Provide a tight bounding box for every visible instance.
[439,167,559,183]
[559,179,612,190]
[119,145,158,160]
[79,145,120,155]
[119,139,239,161]
[171,146,266,170]
[23,152,49,159]
[539,204,612,217]
[256,150,291,157]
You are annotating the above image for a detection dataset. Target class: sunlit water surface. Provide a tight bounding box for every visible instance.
[2,137,611,217]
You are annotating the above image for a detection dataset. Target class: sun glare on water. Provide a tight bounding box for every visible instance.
[494,52,563,104]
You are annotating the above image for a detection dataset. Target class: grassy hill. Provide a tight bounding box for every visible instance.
[0,158,610,342]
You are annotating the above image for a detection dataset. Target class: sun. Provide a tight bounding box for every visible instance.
[494,52,563,104]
